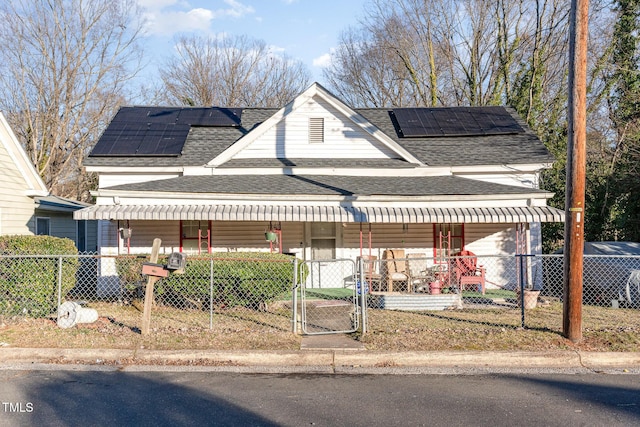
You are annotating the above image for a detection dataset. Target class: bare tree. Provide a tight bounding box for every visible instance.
[324,0,574,110]
[323,27,419,107]
[158,34,311,107]
[0,0,145,201]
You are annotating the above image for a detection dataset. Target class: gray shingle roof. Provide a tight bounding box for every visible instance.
[217,158,415,168]
[86,105,554,169]
[355,108,555,166]
[105,174,546,197]
[84,108,277,167]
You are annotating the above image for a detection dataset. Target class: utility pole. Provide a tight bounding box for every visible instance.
[564,0,589,343]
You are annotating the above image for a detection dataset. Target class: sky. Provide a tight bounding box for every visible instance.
[137,0,370,84]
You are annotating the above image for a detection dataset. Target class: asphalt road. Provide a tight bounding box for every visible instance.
[1,369,639,426]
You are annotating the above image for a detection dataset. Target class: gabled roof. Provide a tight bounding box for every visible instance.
[0,112,48,196]
[85,83,554,170]
[206,83,423,167]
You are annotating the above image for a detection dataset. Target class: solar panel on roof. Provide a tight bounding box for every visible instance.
[90,106,243,157]
[146,108,181,123]
[136,123,190,155]
[110,107,242,127]
[110,107,181,124]
[90,122,189,157]
[473,107,523,133]
[392,106,523,137]
[89,122,146,156]
[177,107,242,126]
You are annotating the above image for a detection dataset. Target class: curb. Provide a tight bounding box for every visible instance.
[1,348,639,371]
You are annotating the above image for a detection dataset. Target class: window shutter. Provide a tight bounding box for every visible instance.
[309,118,324,143]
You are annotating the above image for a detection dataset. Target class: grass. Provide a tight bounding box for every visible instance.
[0,302,301,351]
[1,298,639,352]
[466,289,517,299]
[303,288,354,299]
[361,300,640,352]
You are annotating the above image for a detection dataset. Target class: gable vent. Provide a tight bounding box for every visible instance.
[309,117,324,143]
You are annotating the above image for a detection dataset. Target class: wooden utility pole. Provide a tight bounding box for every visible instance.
[141,238,162,335]
[564,0,589,343]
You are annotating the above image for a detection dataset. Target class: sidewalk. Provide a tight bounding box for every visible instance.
[1,337,639,374]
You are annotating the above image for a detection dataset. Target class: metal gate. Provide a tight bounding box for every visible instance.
[297,259,361,335]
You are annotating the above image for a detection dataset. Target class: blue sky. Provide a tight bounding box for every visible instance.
[138,0,369,84]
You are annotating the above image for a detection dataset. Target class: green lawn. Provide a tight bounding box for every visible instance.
[461,289,516,299]
[302,287,355,300]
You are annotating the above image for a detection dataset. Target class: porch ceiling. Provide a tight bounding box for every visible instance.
[74,204,565,223]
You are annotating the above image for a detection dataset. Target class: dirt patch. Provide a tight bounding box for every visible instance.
[360,301,640,352]
[1,300,638,352]
[0,302,300,351]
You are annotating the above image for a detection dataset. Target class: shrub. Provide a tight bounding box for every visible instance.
[116,252,304,310]
[0,235,78,317]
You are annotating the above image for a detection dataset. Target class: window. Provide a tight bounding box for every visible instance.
[310,222,336,260]
[77,220,87,252]
[434,223,464,261]
[309,117,324,143]
[36,217,50,236]
[180,220,210,254]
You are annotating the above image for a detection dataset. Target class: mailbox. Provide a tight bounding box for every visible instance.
[166,252,187,270]
[141,262,169,277]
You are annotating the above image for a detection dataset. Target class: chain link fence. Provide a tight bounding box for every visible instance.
[540,254,640,308]
[1,252,639,337]
[1,253,297,333]
[298,259,360,335]
[362,253,640,331]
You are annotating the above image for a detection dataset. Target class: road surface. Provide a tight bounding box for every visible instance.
[1,369,638,426]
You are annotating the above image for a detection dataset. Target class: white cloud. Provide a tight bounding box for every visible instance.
[137,0,179,10]
[223,0,255,18]
[144,8,214,35]
[313,52,332,68]
[139,0,255,37]
[268,44,286,54]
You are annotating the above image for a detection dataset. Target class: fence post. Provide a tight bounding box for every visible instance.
[518,254,526,328]
[292,258,298,334]
[209,257,214,330]
[359,256,367,335]
[57,256,63,309]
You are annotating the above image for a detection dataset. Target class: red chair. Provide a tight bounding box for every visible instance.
[454,250,486,294]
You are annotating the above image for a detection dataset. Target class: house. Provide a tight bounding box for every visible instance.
[74,83,564,296]
[0,112,97,251]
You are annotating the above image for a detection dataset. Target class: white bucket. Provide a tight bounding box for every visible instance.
[57,302,99,328]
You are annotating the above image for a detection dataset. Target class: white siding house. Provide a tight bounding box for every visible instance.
[75,83,564,295]
[0,112,48,235]
[0,112,97,251]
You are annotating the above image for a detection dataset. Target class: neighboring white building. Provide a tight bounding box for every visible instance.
[0,112,96,251]
[75,83,564,295]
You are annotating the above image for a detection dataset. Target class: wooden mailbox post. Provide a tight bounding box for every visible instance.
[140,239,188,335]
[141,238,162,335]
